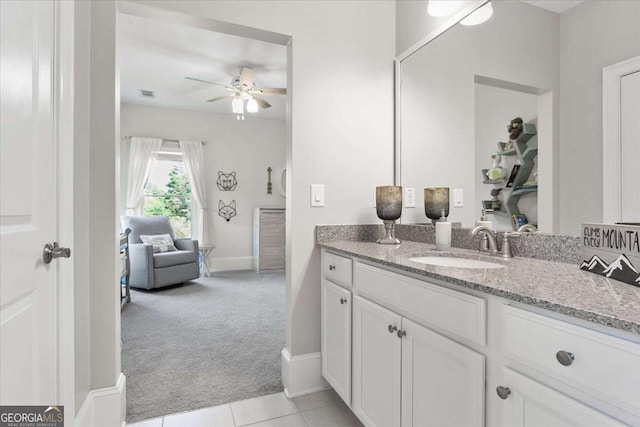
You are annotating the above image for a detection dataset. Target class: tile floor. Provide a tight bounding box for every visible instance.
[127,389,363,427]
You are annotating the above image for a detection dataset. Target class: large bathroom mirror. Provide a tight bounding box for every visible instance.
[396,0,640,234]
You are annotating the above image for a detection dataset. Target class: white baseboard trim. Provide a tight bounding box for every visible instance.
[281,348,329,398]
[208,256,254,272]
[75,373,126,427]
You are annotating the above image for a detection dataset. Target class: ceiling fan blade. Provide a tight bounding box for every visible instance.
[185,76,228,87]
[206,94,233,102]
[239,67,256,88]
[253,96,272,109]
[256,87,287,95]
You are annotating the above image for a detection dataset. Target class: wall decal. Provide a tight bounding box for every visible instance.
[267,167,273,195]
[580,223,640,287]
[217,171,237,191]
[218,200,237,222]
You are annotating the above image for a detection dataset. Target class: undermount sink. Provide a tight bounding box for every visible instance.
[408,256,505,269]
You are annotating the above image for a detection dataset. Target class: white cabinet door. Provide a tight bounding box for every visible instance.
[500,368,625,427]
[353,296,402,427]
[321,279,352,405]
[401,318,485,427]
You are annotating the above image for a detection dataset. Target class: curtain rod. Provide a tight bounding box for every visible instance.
[124,136,207,145]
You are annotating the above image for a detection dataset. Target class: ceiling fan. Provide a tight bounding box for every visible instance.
[186,67,286,119]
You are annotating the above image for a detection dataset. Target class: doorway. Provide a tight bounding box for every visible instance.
[116,3,292,422]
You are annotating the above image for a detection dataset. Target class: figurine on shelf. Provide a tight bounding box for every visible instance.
[508,116,524,141]
[486,152,507,181]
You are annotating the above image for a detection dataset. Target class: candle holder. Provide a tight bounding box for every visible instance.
[376,186,402,244]
[424,187,450,224]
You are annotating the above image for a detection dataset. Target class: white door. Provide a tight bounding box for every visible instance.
[620,70,640,222]
[500,368,625,427]
[0,0,60,405]
[321,279,352,405]
[401,318,485,427]
[352,296,402,427]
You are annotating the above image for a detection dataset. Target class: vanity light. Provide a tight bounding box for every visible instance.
[427,0,461,17]
[247,98,259,113]
[460,1,493,26]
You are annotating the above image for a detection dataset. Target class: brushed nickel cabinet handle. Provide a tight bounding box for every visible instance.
[556,350,575,366]
[496,386,511,400]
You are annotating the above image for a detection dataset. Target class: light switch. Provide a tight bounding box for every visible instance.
[453,188,464,207]
[404,188,416,208]
[311,184,325,207]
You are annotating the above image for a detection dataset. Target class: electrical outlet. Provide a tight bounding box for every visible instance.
[404,188,416,208]
[453,188,464,207]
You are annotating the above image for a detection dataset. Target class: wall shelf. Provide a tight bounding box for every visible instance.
[482,122,538,230]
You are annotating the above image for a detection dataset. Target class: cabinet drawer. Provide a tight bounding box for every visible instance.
[503,305,640,417]
[354,262,486,345]
[323,251,352,288]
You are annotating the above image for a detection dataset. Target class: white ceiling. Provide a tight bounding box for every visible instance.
[119,13,287,120]
[521,0,585,14]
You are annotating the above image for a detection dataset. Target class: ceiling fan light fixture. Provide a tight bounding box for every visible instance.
[427,0,461,17]
[232,96,244,114]
[460,2,493,26]
[247,98,259,113]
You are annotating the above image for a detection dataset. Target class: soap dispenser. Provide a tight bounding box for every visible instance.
[435,209,452,251]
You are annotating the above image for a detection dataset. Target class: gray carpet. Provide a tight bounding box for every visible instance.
[121,271,285,423]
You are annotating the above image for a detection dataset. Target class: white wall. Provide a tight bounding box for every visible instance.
[558,1,640,235]
[73,0,122,413]
[474,84,538,230]
[120,103,286,271]
[399,1,558,228]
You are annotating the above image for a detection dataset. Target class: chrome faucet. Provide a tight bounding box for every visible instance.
[471,226,498,255]
[471,226,515,258]
[518,224,537,233]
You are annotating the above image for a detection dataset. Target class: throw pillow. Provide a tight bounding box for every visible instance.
[139,234,177,253]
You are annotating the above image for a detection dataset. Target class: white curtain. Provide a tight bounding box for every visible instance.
[179,140,208,244]
[125,137,162,215]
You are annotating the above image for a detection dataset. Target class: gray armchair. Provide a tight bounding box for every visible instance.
[121,215,200,290]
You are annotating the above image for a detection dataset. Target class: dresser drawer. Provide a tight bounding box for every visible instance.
[503,304,640,417]
[354,262,486,345]
[323,251,353,288]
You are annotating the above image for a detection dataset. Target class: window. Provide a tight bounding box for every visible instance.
[144,159,192,238]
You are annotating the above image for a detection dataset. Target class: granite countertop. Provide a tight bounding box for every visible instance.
[318,240,640,335]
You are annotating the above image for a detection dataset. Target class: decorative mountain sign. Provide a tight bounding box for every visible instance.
[581,223,640,287]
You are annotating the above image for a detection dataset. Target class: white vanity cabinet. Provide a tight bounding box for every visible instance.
[321,252,353,405]
[499,304,640,425]
[321,250,486,427]
[351,295,485,427]
[499,368,625,427]
[319,248,640,427]
[352,295,402,426]
[321,279,352,405]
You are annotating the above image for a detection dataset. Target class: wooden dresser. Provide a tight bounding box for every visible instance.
[253,208,285,272]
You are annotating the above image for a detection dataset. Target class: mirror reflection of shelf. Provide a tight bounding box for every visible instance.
[481,122,538,230]
[497,141,516,156]
[481,169,506,185]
